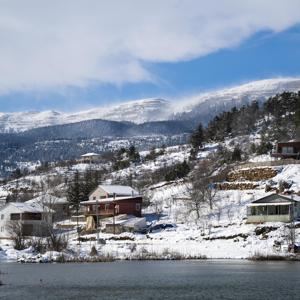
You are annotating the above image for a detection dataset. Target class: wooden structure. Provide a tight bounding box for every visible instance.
[272,141,300,159]
[81,196,143,219]
[246,194,300,223]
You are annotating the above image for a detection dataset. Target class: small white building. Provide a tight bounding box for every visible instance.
[105,216,147,234]
[79,152,101,163]
[247,194,300,223]
[0,202,53,239]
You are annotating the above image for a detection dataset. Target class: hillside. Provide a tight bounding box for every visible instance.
[1,90,300,261]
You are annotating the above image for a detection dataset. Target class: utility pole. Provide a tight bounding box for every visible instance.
[76,199,81,245]
[113,203,116,235]
[96,198,99,244]
[290,199,295,253]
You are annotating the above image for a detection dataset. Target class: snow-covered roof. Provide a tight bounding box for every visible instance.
[81,152,100,157]
[249,194,300,205]
[26,194,68,205]
[81,195,142,205]
[1,202,54,213]
[99,185,139,196]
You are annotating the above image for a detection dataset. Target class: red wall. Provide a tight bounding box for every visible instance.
[87,197,142,217]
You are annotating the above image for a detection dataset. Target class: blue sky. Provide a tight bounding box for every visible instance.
[0,1,300,112]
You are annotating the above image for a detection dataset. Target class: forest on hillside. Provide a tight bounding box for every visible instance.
[190,91,300,152]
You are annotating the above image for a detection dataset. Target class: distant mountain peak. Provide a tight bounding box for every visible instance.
[0,78,300,133]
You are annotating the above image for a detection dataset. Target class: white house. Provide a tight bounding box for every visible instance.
[247,194,300,223]
[0,202,53,239]
[79,152,101,163]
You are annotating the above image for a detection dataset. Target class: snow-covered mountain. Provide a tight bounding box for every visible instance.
[0,98,171,133]
[1,78,300,133]
[172,77,300,122]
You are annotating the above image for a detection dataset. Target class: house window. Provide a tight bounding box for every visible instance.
[282,146,294,154]
[1,214,4,220]
[279,205,290,215]
[136,203,141,211]
[10,213,20,220]
[93,196,96,200]
[0,226,3,232]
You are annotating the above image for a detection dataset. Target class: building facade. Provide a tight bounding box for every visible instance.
[0,202,53,239]
[246,194,300,223]
[271,141,300,159]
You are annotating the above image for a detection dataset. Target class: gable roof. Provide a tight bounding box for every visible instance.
[99,185,139,196]
[26,194,68,205]
[81,152,100,157]
[251,194,300,204]
[0,202,54,213]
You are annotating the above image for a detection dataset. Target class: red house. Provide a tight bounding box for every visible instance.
[271,141,300,159]
[80,196,143,219]
[80,185,142,221]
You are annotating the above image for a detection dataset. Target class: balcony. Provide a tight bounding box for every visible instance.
[83,209,115,217]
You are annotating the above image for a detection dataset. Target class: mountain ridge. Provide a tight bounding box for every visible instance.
[1,77,300,133]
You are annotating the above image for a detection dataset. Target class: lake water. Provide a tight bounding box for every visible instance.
[0,260,300,299]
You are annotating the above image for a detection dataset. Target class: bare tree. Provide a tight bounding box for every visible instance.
[7,221,26,250]
[186,159,217,219]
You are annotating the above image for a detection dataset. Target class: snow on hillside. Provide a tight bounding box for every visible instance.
[1,141,300,261]
[174,77,300,114]
[1,78,300,133]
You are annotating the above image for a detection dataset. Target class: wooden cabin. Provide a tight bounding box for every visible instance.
[246,194,300,223]
[271,141,300,159]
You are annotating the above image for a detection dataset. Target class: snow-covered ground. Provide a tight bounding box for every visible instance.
[1,142,300,261]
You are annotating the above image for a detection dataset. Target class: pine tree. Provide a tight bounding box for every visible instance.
[67,171,83,215]
[190,123,204,150]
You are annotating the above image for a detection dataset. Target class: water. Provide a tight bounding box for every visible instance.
[0,260,300,299]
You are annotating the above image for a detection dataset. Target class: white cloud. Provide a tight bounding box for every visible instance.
[0,0,299,93]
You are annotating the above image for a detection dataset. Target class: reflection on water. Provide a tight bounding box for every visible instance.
[0,260,300,299]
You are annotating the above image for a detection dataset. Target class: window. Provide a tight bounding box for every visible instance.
[22,213,42,221]
[1,214,4,220]
[93,196,96,200]
[282,146,294,154]
[136,203,141,211]
[279,205,290,215]
[0,227,3,232]
[10,213,20,220]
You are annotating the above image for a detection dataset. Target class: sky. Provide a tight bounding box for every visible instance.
[0,0,300,112]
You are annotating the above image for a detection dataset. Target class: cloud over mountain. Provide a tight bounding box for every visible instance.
[0,0,300,93]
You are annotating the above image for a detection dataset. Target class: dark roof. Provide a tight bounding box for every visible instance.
[252,194,300,204]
